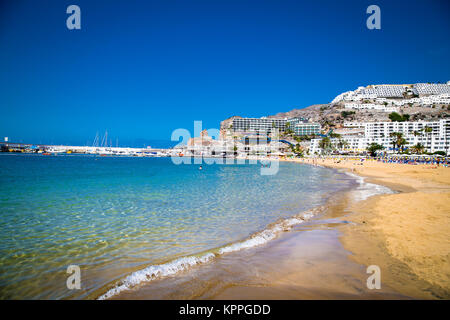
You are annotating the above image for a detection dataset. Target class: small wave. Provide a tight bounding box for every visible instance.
[98,253,215,300]
[344,171,393,201]
[97,211,314,300]
[218,217,304,254]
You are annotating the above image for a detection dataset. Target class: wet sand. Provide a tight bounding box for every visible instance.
[111,188,405,299]
[111,158,449,300]
[294,158,450,298]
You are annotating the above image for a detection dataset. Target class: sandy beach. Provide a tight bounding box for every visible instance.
[292,157,450,298]
[106,157,450,300]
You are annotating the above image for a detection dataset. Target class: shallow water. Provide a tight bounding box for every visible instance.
[0,154,355,299]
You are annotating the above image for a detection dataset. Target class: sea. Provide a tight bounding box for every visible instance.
[0,153,357,299]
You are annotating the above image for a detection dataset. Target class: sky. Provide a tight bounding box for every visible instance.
[0,0,449,147]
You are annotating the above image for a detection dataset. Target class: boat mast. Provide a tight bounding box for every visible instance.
[92,132,99,147]
[101,130,108,148]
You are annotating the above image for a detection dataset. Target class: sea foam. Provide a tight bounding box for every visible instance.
[98,253,215,300]
[345,171,393,201]
[97,211,313,300]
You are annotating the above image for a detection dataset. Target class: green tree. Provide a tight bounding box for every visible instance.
[319,137,332,154]
[389,132,404,152]
[389,112,403,122]
[411,143,425,154]
[341,111,355,118]
[389,112,410,122]
[422,126,433,148]
[367,143,384,156]
[397,137,407,153]
[336,139,349,150]
[290,143,304,157]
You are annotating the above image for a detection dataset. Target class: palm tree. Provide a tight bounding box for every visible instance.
[319,137,332,154]
[422,126,433,152]
[411,143,425,154]
[423,126,432,142]
[337,139,349,151]
[367,143,384,156]
[232,136,238,155]
[397,137,407,153]
[424,126,432,135]
[389,132,409,153]
[291,143,304,157]
[389,132,403,152]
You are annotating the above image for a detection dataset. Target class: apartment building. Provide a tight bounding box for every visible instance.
[232,117,287,133]
[331,82,450,104]
[344,103,398,112]
[310,119,450,154]
[232,117,321,136]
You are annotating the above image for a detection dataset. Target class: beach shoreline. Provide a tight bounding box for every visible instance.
[292,157,450,298]
[108,180,399,300]
[99,156,450,300]
[52,154,447,300]
[215,156,450,299]
[101,159,385,299]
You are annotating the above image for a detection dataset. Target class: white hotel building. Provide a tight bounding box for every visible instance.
[344,103,398,112]
[231,117,321,136]
[332,82,450,105]
[310,119,450,155]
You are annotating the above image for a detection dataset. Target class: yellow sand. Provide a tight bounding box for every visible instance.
[292,158,450,296]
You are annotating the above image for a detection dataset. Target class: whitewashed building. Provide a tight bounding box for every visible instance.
[344,103,398,112]
[310,119,450,155]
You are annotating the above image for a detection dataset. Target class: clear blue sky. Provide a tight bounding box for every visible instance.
[0,0,449,147]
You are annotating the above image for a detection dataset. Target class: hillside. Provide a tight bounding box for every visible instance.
[280,103,448,126]
[220,103,449,131]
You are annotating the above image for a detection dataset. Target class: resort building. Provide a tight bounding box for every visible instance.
[291,122,321,136]
[232,117,321,136]
[310,119,450,155]
[373,94,450,107]
[414,83,450,96]
[344,103,399,112]
[331,82,450,105]
[343,121,366,128]
[232,117,287,133]
[363,85,406,98]
[363,120,446,140]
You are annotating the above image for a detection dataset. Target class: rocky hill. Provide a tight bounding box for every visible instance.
[220,116,242,130]
[220,102,449,132]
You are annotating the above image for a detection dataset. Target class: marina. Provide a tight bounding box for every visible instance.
[0,141,172,157]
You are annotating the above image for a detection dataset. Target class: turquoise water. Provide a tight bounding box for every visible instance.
[0,154,354,299]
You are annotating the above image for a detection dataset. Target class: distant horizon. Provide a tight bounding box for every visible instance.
[1,0,449,144]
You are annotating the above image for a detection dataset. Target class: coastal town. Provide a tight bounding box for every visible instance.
[187,81,450,159]
[2,81,450,161]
